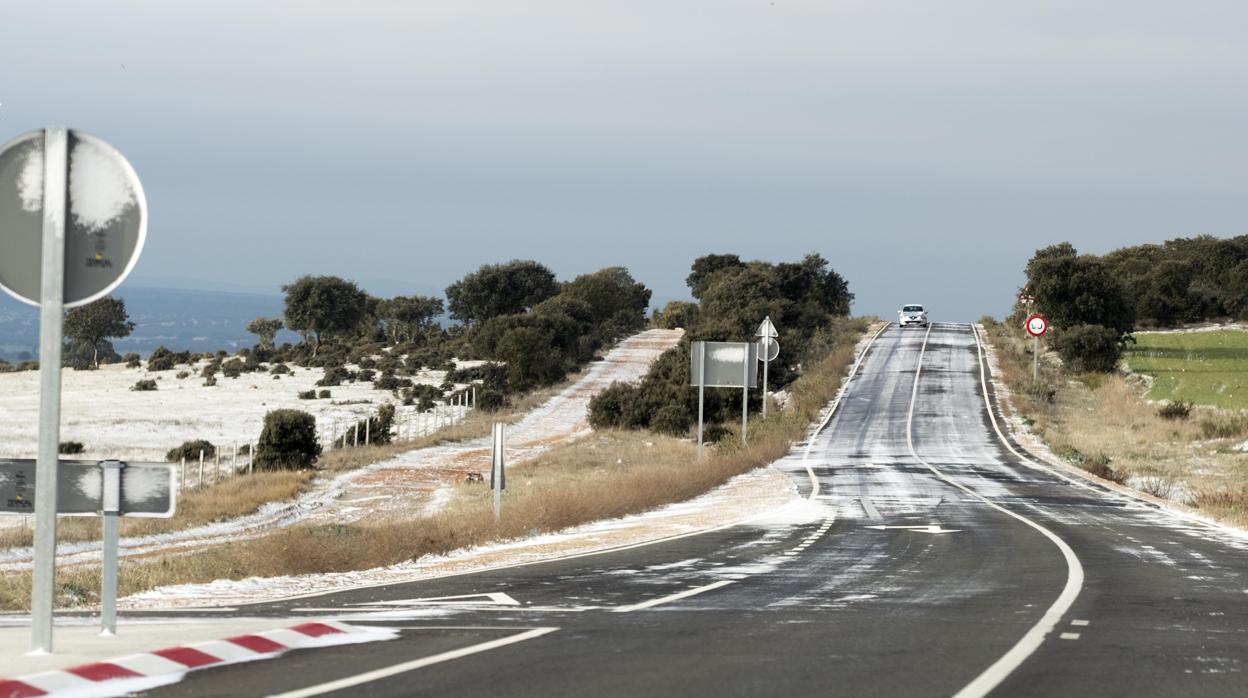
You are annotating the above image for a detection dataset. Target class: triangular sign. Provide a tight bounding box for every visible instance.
[756,316,778,338]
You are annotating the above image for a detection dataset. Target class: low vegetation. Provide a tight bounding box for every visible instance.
[982,318,1248,527]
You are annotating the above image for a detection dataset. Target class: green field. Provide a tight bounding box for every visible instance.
[1124,330,1248,410]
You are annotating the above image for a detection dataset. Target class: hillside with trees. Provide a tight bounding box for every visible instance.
[590,252,853,436]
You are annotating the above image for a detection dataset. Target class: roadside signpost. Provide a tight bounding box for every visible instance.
[0,128,148,653]
[690,341,759,456]
[1025,314,1048,381]
[0,459,174,636]
[756,317,780,417]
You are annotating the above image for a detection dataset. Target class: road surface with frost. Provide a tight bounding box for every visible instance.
[113,323,1248,698]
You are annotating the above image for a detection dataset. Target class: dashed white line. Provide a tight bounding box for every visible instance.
[611,580,736,613]
[1059,633,1081,640]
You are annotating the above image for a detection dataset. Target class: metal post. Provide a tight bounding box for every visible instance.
[1033,335,1039,382]
[365,416,370,446]
[214,450,220,483]
[353,422,359,448]
[697,341,706,461]
[198,450,204,488]
[248,444,254,474]
[180,457,186,492]
[100,461,122,636]
[762,341,769,418]
[492,423,505,521]
[741,345,749,446]
[472,385,476,409]
[31,127,68,654]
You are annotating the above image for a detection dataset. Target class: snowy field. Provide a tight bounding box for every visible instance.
[0,360,472,462]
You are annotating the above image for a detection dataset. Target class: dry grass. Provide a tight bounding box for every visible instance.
[0,318,874,611]
[983,321,1248,527]
[0,471,313,549]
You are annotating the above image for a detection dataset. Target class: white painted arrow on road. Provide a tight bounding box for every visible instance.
[357,592,521,607]
[865,525,961,534]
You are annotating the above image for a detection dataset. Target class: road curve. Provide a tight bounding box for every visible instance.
[131,323,1248,698]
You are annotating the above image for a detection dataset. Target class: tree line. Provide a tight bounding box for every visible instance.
[590,252,853,436]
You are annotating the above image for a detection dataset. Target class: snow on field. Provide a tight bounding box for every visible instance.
[120,465,805,610]
[0,360,463,462]
[0,330,685,569]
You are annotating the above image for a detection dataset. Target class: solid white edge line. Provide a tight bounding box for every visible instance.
[904,324,1085,698]
[264,627,559,698]
[611,580,736,613]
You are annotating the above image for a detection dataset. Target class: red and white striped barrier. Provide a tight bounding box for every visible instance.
[1,621,378,697]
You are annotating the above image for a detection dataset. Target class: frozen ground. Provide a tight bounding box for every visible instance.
[0,358,473,462]
[0,330,685,570]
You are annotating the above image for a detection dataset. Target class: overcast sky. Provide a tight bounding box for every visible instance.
[3,1,1245,320]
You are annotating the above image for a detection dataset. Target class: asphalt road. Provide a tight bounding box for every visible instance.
[134,323,1248,697]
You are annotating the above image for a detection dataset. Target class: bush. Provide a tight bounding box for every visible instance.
[131,379,158,391]
[298,389,317,400]
[123,353,141,369]
[375,374,413,391]
[59,441,85,455]
[221,358,245,379]
[204,376,218,387]
[476,389,508,412]
[166,439,216,463]
[147,346,192,371]
[1157,400,1193,421]
[254,409,321,470]
[357,368,376,383]
[318,389,332,399]
[270,363,291,375]
[333,404,396,447]
[176,370,190,380]
[651,404,692,436]
[317,366,350,387]
[1052,324,1124,373]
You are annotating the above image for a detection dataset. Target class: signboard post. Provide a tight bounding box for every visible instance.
[0,459,175,637]
[1025,314,1048,382]
[756,317,780,418]
[690,341,759,451]
[0,128,148,653]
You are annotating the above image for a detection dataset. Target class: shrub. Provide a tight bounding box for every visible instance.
[476,389,508,412]
[318,389,332,399]
[298,389,317,400]
[1157,400,1193,421]
[147,346,192,371]
[270,363,291,375]
[221,358,245,379]
[375,374,413,391]
[166,439,216,463]
[254,409,321,470]
[176,370,190,380]
[1082,454,1125,484]
[651,404,693,436]
[357,368,376,383]
[333,404,396,447]
[317,366,350,387]
[203,376,218,387]
[59,441,85,455]
[131,379,158,391]
[1199,415,1248,440]
[123,353,141,369]
[1052,324,1124,373]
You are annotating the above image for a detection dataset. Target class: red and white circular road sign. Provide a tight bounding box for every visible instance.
[1025,314,1048,337]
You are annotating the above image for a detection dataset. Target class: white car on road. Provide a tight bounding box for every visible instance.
[898,304,929,328]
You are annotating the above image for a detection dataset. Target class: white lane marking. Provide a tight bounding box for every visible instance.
[1070,619,1090,626]
[266,627,559,698]
[611,580,735,613]
[1059,633,1081,640]
[906,324,1086,698]
[353,592,520,607]
[801,322,889,499]
[864,525,961,534]
[859,497,883,521]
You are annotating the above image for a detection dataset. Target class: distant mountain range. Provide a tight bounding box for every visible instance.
[0,287,300,360]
